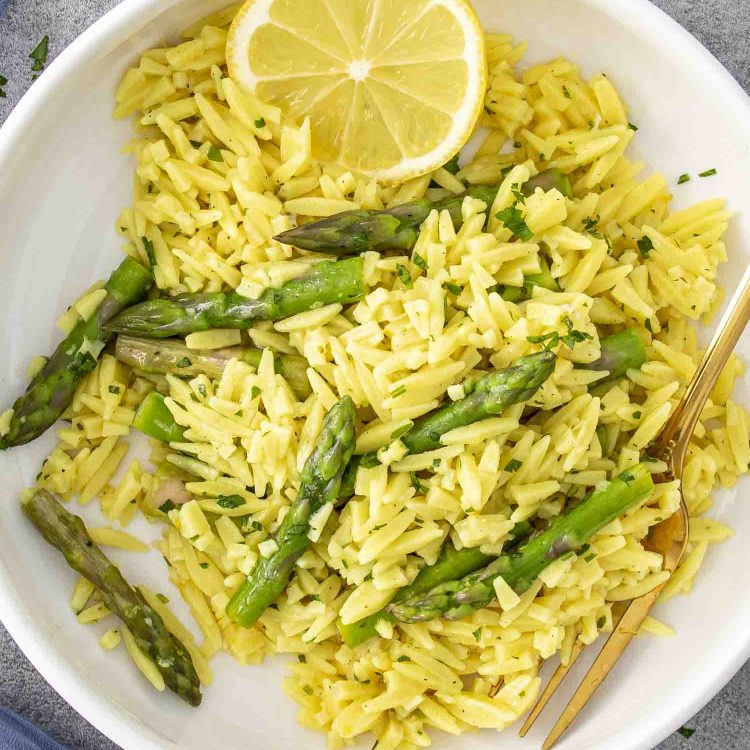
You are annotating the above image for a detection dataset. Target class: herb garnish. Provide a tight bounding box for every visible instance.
[698,168,717,178]
[142,236,157,268]
[176,356,192,368]
[496,205,533,241]
[159,500,176,514]
[207,144,223,161]
[412,252,428,270]
[30,36,49,77]
[217,494,245,509]
[396,264,413,288]
[637,236,654,258]
[505,458,522,473]
[254,117,266,128]
[677,173,691,185]
[0,75,7,98]
[677,727,696,739]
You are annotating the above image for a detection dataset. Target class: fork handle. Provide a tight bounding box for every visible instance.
[653,263,750,474]
[541,581,667,750]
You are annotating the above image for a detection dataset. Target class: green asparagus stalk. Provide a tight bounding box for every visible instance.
[388,463,654,623]
[499,256,560,303]
[115,335,312,400]
[105,257,368,338]
[23,489,201,705]
[133,391,185,443]
[275,186,500,254]
[274,169,572,255]
[338,350,557,497]
[0,258,153,449]
[339,521,533,647]
[226,396,357,627]
[584,329,647,384]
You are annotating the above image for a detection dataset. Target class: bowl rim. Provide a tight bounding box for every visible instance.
[0,1,749,749]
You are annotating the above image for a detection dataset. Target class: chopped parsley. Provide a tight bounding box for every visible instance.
[633,411,642,419]
[142,236,157,268]
[298,654,306,663]
[199,562,209,569]
[251,385,261,400]
[189,140,202,148]
[217,494,245,509]
[432,458,441,470]
[157,593,169,603]
[496,206,533,241]
[442,154,461,174]
[637,235,654,258]
[176,356,192,368]
[584,552,596,562]
[446,282,462,295]
[596,616,606,629]
[627,122,639,131]
[472,627,482,642]
[562,86,572,99]
[254,117,266,128]
[412,252,428,270]
[583,214,601,233]
[390,385,407,398]
[410,473,426,494]
[302,685,313,695]
[527,331,561,350]
[698,168,717,178]
[645,318,654,333]
[677,173,691,185]
[396,655,411,662]
[505,458,522,473]
[207,144,223,161]
[158,500,176,514]
[0,74,6,98]
[248,520,263,532]
[30,36,50,75]
[677,727,696,739]
[510,183,526,204]
[620,471,635,485]
[196,384,207,397]
[396,264,413,288]
[528,318,592,352]
[108,385,120,395]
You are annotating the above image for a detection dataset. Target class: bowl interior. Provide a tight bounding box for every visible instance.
[0,1,749,749]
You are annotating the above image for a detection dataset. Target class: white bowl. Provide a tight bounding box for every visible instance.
[1,0,749,748]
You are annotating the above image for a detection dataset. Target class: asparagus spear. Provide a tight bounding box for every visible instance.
[105,257,368,338]
[499,256,560,302]
[274,169,572,255]
[226,396,357,627]
[0,258,153,449]
[583,329,647,384]
[275,186,500,255]
[115,335,312,400]
[23,489,201,705]
[389,463,654,623]
[339,521,533,647]
[338,350,557,497]
[133,391,185,443]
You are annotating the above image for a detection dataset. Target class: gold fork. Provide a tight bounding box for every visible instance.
[522,267,750,749]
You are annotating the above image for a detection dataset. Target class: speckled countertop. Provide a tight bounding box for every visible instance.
[0,1,749,748]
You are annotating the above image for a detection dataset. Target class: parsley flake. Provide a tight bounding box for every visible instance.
[254,117,266,128]
[442,154,460,174]
[248,520,263,532]
[505,459,522,473]
[251,385,261,400]
[677,727,696,739]
[390,385,407,398]
[108,385,120,395]
[158,500,176,514]
[30,36,50,75]
[677,173,691,185]
[637,236,654,258]
[698,168,717,178]
[199,562,209,569]
[628,122,639,131]
[396,264,413,289]
[142,236,157,268]
[412,252,428,270]
[496,206,533,241]
[217,494,245,509]
[473,627,483,642]
[446,282,462,295]
[176,356,192,368]
[207,144,223,161]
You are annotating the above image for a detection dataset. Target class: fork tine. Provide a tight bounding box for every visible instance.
[519,605,626,737]
[541,585,665,750]
[518,641,585,737]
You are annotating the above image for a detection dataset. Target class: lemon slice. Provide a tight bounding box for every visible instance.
[226,0,486,182]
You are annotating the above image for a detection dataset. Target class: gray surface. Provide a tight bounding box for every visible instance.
[0,0,748,748]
